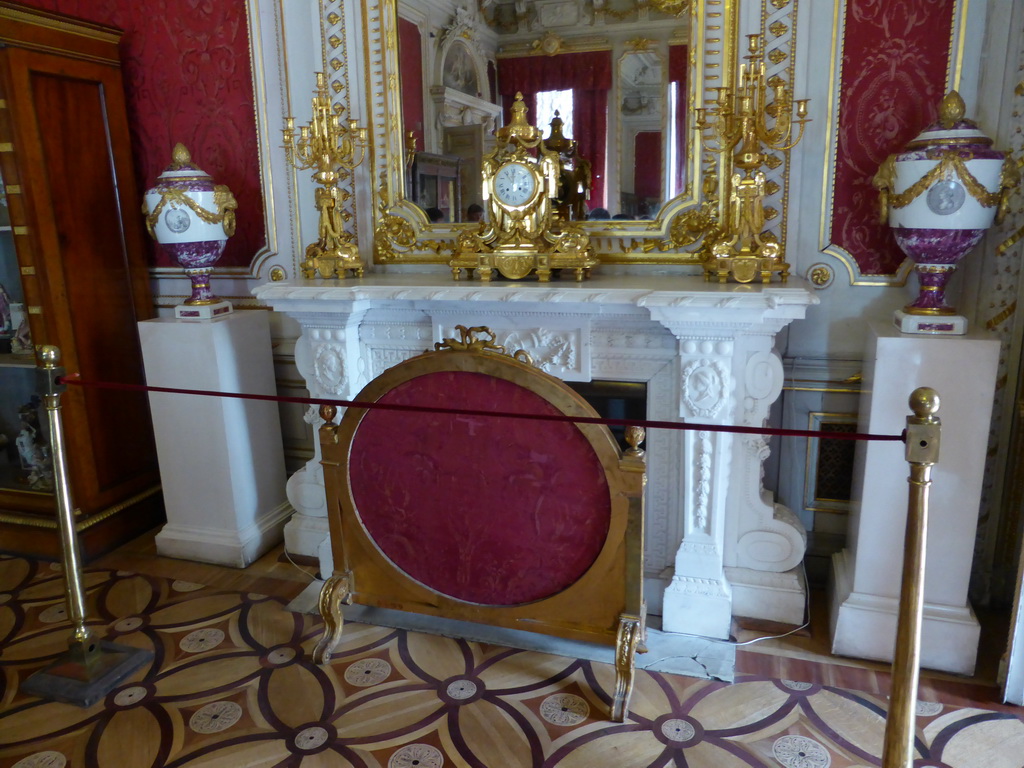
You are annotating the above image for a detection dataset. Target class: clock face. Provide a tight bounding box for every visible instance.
[494,162,538,207]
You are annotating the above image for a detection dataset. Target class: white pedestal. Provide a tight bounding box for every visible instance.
[830,323,999,674]
[139,311,291,567]
[894,309,967,335]
[175,299,233,320]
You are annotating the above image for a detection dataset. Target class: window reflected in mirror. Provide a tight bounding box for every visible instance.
[535,89,574,140]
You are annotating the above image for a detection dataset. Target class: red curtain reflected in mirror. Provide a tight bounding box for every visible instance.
[398,17,425,155]
[634,131,662,208]
[497,51,612,209]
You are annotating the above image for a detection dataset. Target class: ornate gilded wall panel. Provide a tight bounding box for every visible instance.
[820,0,962,285]
[758,0,799,257]
[320,0,362,249]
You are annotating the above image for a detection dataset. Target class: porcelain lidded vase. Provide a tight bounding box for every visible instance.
[143,143,238,320]
[874,91,1019,335]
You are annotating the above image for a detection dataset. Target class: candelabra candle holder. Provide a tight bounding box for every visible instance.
[405,131,418,168]
[283,72,368,279]
[695,34,810,283]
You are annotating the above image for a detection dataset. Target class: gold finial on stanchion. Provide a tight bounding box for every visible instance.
[21,346,152,707]
[881,387,940,768]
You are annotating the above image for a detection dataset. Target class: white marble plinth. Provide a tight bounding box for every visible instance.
[727,565,807,626]
[175,299,233,320]
[830,322,999,674]
[139,311,291,567]
[894,310,967,335]
[256,273,818,638]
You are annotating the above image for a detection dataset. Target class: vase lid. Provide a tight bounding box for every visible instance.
[155,143,214,183]
[903,91,994,151]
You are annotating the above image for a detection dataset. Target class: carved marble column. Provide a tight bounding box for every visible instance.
[726,335,808,625]
[648,308,809,638]
[283,305,369,573]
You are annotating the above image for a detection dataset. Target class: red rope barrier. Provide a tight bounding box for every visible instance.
[58,374,904,443]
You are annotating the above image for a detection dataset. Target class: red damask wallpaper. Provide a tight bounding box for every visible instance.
[19,0,264,269]
[832,0,955,275]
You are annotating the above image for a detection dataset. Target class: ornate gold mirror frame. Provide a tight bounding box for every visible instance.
[365,0,741,267]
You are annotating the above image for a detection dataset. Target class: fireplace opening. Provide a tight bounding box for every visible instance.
[567,380,648,452]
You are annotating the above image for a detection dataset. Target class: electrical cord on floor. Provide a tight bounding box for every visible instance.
[730,614,812,646]
[282,544,320,583]
[714,559,812,647]
[638,561,815,671]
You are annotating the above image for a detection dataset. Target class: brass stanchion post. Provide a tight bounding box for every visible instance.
[881,387,940,768]
[21,346,152,707]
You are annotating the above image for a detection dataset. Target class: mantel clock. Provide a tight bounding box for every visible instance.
[450,94,596,282]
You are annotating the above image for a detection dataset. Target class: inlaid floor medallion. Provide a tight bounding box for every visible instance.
[0,554,1019,767]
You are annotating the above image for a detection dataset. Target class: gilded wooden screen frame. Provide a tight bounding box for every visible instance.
[312,339,647,720]
[365,0,740,266]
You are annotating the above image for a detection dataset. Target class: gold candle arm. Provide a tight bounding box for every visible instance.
[404,131,418,167]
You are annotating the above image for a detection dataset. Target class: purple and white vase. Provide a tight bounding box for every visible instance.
[875,91,1018,334]
[143,144,238,317]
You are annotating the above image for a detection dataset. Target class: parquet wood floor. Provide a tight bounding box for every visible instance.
[0,533,1020,767]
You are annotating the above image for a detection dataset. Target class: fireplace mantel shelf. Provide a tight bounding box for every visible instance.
[255,273,817,313]
[256,272,818,639]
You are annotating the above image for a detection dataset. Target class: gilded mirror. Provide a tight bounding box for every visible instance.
[368,0,741,266]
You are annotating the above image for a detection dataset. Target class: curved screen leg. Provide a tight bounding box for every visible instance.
[611,614,643,722]
[312,573,352,665]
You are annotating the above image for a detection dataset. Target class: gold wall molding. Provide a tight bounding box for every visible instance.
[760,0,799,261]
[817,0,969,287]
[244,0,287,280]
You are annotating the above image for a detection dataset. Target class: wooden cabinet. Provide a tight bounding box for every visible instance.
[0,3,162,559]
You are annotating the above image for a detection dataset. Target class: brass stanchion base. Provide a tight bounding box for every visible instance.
[21,640,152,708]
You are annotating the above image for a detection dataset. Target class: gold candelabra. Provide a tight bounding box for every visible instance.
[283,72,368,279]
[648,0,691,16]
[695,34,809,283]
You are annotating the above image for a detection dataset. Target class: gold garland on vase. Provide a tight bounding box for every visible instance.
[875,152,1020,225]
[142,185,237,240]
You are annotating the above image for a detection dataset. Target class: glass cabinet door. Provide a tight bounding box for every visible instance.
[0,169,52,496]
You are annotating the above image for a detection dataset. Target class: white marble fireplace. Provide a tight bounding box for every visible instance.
[256,273,817,638]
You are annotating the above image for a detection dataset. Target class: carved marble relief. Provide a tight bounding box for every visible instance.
[693,430,713,533]
[671,575,732,599]
[501,328,578,374]
[743,350,783,416]
[681,359,729,419]
[313,343,347,395]
[370,347,424,378]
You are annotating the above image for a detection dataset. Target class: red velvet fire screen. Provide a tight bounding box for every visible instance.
[311,334,647,721]
[351,370,610,605]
